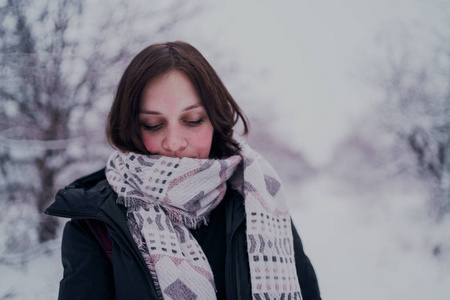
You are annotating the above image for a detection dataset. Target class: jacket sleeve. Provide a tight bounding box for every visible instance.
[58,219,115,300]
[291,221,322,300]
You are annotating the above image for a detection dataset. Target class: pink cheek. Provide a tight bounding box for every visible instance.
[142,135,160,153]
[192,129,214,158]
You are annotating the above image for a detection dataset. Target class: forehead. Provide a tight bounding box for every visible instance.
[140,70,202,112]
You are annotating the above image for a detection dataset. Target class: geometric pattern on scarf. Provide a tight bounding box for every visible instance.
[106,151,240,299]
[231,139,303,300]
[106,138,302,300]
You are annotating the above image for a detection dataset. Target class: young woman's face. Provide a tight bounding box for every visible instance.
[139,71,214,159]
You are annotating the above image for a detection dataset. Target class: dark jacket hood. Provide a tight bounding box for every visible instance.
[45,168,123,224]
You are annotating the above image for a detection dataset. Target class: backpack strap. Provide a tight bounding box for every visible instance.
[84,219,113,264]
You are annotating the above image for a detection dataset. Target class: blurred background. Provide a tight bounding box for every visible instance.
[1,0,449,299]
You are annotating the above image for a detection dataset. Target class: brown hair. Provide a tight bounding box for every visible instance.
[106,41,248,158]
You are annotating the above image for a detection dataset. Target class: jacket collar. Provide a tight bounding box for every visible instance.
[45,168,121,221]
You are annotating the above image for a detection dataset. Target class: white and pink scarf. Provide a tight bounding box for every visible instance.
[105,139,302,300]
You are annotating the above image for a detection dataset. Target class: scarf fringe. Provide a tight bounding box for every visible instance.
[119,196,209,229]
[163,205,209,229]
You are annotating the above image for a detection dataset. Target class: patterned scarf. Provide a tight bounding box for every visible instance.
[105,140,302,300]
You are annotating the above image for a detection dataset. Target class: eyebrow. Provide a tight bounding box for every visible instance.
[140,104,202,115]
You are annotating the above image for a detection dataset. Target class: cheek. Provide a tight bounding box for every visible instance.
[192,127,214,158]
[141,133,160,153]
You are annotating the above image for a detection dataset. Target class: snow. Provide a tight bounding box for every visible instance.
[1,173,449,299]
[289,174,450,300]
[0,239,61,299]
[1,1,449,298]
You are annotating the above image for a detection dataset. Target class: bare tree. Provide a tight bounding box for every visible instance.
[371,9,450,218]
[0,0,199,245]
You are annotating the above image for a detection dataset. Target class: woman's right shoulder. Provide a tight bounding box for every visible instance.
[45,168,116,218]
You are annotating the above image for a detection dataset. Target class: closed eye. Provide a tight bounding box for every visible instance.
[185,118,204,126]
[142,124,163,131]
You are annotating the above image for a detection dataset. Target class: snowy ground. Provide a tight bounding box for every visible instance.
[0,238,61,299]
[289,174,450,300]
[1,173,449,299]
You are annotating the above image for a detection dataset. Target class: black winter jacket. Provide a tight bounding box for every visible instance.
[45,169,321,300]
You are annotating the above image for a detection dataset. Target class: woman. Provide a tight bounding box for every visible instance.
[46,41,321,300]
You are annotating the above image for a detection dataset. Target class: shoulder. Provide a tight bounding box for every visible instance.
[45,168,117,218]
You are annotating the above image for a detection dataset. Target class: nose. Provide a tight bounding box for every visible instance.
[161,126,187,155]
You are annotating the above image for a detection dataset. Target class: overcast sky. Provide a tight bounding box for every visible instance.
[156,0,438,166]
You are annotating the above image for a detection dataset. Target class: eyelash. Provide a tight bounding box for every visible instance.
[186,118,204,126]
[142,118,204,132]
[143,124,162,131]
